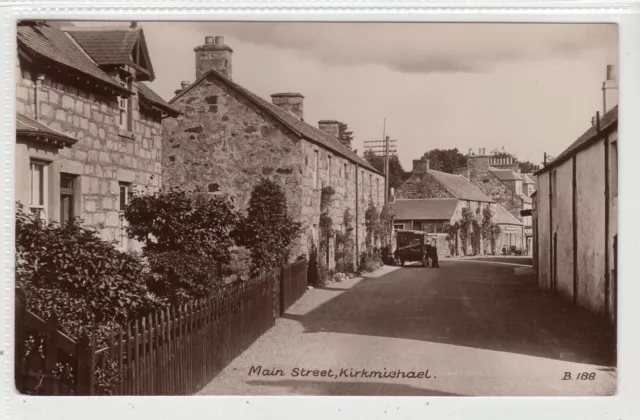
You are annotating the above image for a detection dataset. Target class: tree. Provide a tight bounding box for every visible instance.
[363,150,410,191]
[518,161,538,173]
[337,122,354,150]
[421,148,467,174]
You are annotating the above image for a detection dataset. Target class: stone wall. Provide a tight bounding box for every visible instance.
[16,58,164,250]
[163,72,384,268]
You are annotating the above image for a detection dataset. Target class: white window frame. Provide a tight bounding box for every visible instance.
[118,96,129,129]
[29,160,48,220]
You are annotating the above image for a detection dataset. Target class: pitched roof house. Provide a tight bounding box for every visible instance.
[162,35,385,269]
[16,21,177,251]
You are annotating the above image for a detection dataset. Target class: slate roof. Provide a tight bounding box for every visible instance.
[391,199,458,221]
[495,203,523,226]
[537,105,618,174]
[17,23,127,93]
[66,28,156,79]
[16,113,77,148]
[489,168,523,181]
[138,82,180,116]
[17,22,174,116]
[427,169,495,203]
[170,69,380,174]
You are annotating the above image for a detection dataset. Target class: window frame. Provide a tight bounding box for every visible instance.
[313,150,319,190]
[59,173,77,227]
[29,160,48,219]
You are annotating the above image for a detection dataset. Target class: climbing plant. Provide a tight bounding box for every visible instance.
[445,222,460,256]
[458,208,473,256]
[364,200,379,252]
[319,186,336,266]
[335,208,355,273]
[471,219,482,255]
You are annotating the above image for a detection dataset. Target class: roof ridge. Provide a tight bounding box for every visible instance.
[169,69,379,174]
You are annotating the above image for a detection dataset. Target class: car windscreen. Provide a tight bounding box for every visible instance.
[397,233,422,248]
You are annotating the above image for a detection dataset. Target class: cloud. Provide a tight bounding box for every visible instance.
[194,22,617,74]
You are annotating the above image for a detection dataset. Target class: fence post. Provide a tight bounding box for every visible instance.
[43,313,59,395]
[279,266,285,317]
[14,288,26,394]
[76,331,95,395]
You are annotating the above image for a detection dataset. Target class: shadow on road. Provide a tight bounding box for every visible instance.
[293,261,616,367]
[245,379,462,396]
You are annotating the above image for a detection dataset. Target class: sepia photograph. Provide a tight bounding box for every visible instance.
[13,20,618,397]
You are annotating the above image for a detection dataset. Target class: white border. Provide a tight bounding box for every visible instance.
[2,2,639,420]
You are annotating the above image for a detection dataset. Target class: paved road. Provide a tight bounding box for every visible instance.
[199,258,616,396]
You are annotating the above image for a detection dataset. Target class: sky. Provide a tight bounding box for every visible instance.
[73,21,618,170]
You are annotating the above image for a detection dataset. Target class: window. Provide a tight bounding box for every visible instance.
[376,178,379,201]
[118,77,134,131]
[369,174,372,197]
[328,155,332,184]
[118,96,129,129]
[344,163,347,179]
[393,223,405,232]
[313,150,319,189]
[30,160,47,219]
[119,182,131,248]
[60,174,76,227]
[611,141,618,197]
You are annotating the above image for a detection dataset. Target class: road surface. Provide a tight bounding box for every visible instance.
[199,257,616,396]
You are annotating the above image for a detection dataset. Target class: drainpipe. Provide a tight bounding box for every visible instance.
[572,156,578,303]
[548,173,553,293]
[34,74,44,120]
[603,120,611,318]
[355,165,359,270]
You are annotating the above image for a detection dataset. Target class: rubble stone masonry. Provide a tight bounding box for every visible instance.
[16,58,164,248]
[163,73,384,266]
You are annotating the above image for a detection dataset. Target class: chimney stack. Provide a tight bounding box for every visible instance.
[130,21,138,29]
[174,80,191,95]
[271,93,304,120]
[468,148,472,156]
[194,35,233,80]
[318,120,340,138]
[602,64,618,114]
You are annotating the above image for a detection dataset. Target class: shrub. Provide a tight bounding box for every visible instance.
[239,178,303,277]
[364,200,379,252]
[15,203,161,394]
[125,187,240,261]
[307,242,329,287]
[359,251,383,273]
[16,204,160,342]
[335,208,355,274]
[124,188,241,304]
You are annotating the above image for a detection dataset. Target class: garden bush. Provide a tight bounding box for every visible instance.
[15,203,161,394]
[124,187,241,305]
[239,178,303,277]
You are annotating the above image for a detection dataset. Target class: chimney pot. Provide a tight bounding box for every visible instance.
[468,148,472,156]
[205,36,215,45]
[215,36,224,45]
[606,64,614,81]
[130,21,138,29]
[181,80,190,89]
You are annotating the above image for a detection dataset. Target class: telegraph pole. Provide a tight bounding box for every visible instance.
[383,119,390,204]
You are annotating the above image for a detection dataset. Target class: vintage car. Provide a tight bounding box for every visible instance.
[394,229,432,267]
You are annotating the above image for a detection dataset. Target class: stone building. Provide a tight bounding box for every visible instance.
[393,159,513,256]
[162,36,385,269]
[454,151,533,253]
[533,65,618,324]
[16,21,178,251]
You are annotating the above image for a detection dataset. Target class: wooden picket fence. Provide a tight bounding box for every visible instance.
[15,259,307,396]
